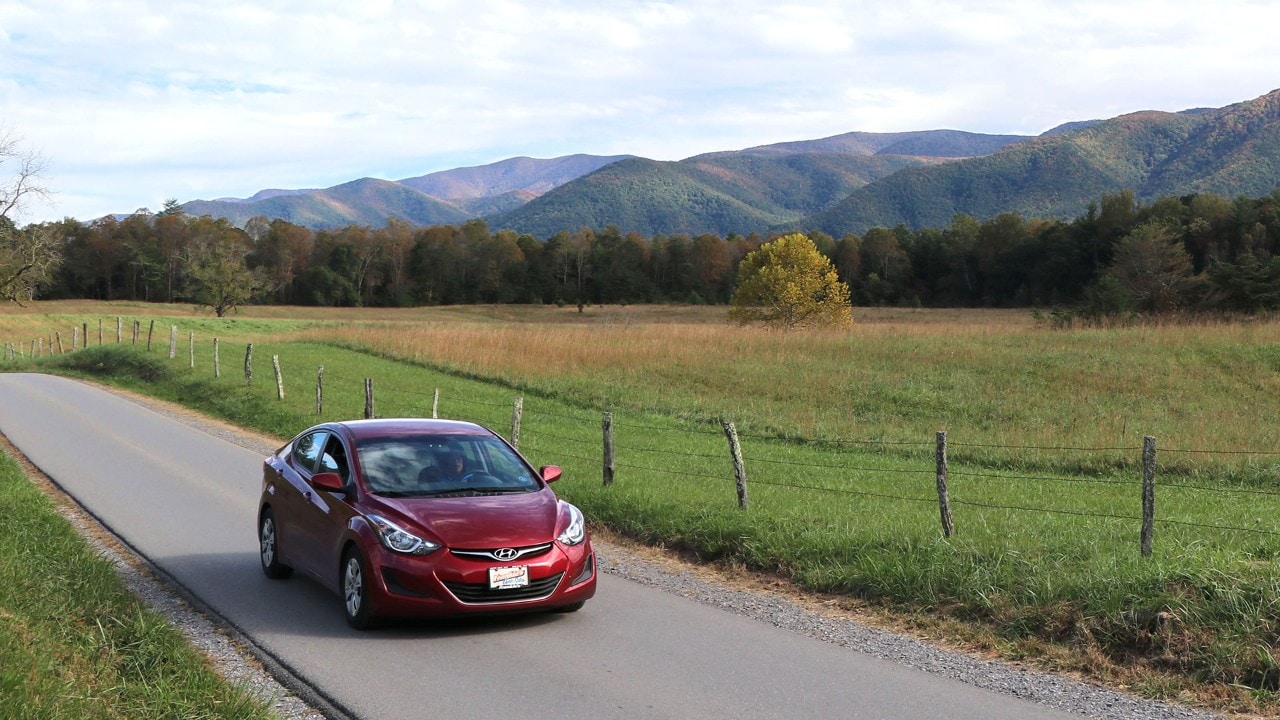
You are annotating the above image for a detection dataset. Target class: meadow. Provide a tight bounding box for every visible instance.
[5,300,1280,716]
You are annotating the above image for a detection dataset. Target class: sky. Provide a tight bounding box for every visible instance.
[3,0,1279,224]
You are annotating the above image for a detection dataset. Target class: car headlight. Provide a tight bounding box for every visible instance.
[367,514,440,556]
[557,503,586,546]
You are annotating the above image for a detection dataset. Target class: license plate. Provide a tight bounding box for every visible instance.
[489,565,529,590]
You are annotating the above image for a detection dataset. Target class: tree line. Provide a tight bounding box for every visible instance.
[24,189,1280,317]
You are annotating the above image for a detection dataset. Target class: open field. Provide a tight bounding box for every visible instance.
[5,301,1280,716]
[295,303,1280,482]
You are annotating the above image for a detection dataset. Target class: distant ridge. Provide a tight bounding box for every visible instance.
[170,89,1280,237]
[807,88,1280,236]
[182,178,469,230]
[492,130,1030,237]
[722,129,1028,158]
[180,154,629,229]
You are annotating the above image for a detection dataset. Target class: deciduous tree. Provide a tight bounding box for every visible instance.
[0,129,58,304]
[729,233,852,329]
[1106,220,1199,313]
[185,217,264,317]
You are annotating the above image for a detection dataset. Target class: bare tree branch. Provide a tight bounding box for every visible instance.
[0,128,51,222]
[0,128,59,305]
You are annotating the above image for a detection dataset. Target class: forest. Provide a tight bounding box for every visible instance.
[25,188,1280,318]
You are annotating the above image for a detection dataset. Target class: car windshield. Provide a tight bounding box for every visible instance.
[355,433,541,497]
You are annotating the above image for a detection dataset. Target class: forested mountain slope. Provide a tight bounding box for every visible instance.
[807,89,1280,236]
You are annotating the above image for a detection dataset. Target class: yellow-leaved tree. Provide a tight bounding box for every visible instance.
[729,233,852,329]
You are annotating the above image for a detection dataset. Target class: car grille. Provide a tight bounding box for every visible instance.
[442,572,564,604]
[450,543,553,562]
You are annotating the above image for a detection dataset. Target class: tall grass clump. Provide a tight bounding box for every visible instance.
[0,451,273,719]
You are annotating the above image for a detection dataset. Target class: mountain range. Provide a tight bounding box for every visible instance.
[177,88,1280,238]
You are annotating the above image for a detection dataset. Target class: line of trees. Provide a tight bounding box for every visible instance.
[22,188,1280,317]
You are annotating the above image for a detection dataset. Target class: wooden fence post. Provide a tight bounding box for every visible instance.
[188,332,195,369]
[316,366,324,414]
[73,326,79,349]
[83,322,89,348]
[432,388,439,419]
[55,331,64,354]
[116,317,122,343]
[364,378,375,419]
[132,320,139,345]
[1141,436,1156,557]
[146,320,155,351]
[244,343,253,385]
[213,338,221,378]
[272,355,285,400]
[168,325,177,360]
[511,396,523,449]
[602,412,615,487]
[722,420,749,509]
[936,431,954,538]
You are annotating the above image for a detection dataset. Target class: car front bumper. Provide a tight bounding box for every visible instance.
[364,538,597,618]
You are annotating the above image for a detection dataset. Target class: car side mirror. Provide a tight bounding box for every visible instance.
[539,465,562,484]
[311,472,345,492]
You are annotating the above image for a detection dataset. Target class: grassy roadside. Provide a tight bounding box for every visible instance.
[0,448,275,719]
[30,338,1280,718]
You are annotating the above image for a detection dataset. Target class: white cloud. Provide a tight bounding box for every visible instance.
[1,0,1278,222]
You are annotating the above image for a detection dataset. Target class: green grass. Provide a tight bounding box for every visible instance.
[10,305,1280,716]
[0,449,275,720]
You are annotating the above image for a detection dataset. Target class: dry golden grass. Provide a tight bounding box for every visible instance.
[282,304,1280,477]
[7,301,1280,476]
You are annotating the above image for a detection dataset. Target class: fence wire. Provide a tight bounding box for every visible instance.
[22,324,1280,547]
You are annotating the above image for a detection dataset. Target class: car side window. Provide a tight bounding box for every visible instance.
[320,435,351,483]
[293,431,327,473]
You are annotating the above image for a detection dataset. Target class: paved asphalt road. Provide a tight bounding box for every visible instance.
[0,373,1088,720]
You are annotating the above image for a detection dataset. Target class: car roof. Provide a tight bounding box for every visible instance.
[326,418,494,442]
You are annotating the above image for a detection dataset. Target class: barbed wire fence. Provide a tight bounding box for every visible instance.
[8,317,1280,556]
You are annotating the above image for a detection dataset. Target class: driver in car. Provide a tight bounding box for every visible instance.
[418,444,470,488]
[441,447,467,481]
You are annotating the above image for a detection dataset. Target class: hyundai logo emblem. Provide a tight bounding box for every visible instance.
[493,548,519,561]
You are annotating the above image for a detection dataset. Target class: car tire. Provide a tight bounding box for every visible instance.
[342,546,379,630]
[259,508,293,579]
[552,601,585,613]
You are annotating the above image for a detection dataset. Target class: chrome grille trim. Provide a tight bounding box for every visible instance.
[450,542,554,562]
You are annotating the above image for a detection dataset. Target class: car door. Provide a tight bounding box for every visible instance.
[292,432,359,590]
[265,430,326,574]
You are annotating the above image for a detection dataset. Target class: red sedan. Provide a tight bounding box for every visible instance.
[257,418,596,628]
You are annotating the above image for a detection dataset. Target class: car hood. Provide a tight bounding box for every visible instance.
[372,490,561,549]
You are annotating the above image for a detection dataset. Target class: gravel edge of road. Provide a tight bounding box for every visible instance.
[22,382,1227,720]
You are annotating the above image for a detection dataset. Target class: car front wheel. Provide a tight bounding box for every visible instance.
[342,546,378,630]
[259,508,292,579]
